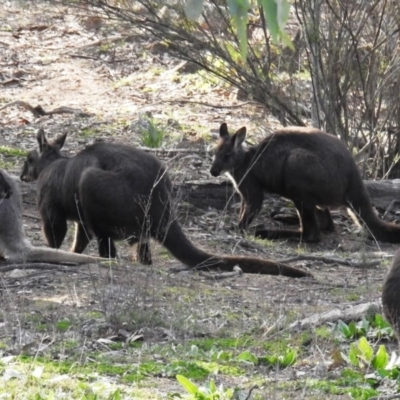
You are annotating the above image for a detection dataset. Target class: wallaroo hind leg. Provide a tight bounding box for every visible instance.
[42,212,68,248]
[98,237,117,258]
[254,202,321,242]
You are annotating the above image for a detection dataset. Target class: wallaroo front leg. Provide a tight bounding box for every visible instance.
[238,189,264,231]
[295,201,321,243]
[98,237,117,258]
[316,207,335,232]
[71,223,92,253]
[42,213,67,248]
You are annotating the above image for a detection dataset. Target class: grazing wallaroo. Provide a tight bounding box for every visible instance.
[20,129,311,278]
[0,168,102,264]
[382,251,400,338]
[210,123,400,243]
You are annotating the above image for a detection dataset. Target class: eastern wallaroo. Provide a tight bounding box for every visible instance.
[210,123,400,243]
[0,168,103,264]
[19,129,311,278]
[382,251,400,339]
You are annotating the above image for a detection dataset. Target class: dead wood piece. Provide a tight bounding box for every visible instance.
[369,395,400,400]
[199,266,243,280]
[280,254,382,269]
[0,263,80,273]
[0,101,92,118]
[1,78,20,86]
[173,179,400,212]
[289,301,381,331]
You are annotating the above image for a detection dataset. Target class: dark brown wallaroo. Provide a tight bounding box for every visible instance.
[20,129,311,278]
[210,123,400,243]
[382,251,400,338]
[0,168,103,263]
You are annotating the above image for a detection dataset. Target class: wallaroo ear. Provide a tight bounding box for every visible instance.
[54,132,68,150]
[233,127,246,148]
[219,123,229,138]
[36,129,47,153]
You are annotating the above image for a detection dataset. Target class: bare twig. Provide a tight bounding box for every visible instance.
[198,266,243,280]
[0,101,92,118]
[0,263,80,273]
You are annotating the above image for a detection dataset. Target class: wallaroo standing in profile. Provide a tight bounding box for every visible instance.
[19,129,311,278]
[382,250,400,339]
[0,168,103,263]
[210,123,400,243]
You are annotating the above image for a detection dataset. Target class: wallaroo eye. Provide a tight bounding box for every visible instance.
[223,153,232,160]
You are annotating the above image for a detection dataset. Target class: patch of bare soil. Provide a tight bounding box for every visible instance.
[0,1,398,398]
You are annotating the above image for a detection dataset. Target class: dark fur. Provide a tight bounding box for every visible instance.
[20,129,311,278]
[0,171,12,199]
[382,251,400,337]
[210,123,400,243]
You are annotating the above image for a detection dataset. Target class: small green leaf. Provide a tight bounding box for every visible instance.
[372,345,389,369]
[348,343,360,367]
[358,337,374,363]
[237,350,258,364]
[176,375,199,395]
[281,349,297,367]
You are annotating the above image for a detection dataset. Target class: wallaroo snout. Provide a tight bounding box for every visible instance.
[0,171,12,199]
[210,122,400,244]
[18,128,311,278]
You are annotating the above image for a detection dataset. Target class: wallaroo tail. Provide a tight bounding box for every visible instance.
[210,123,400,244]
[20,129,310,278]
[382,250,400,338]
[0,168,103,264]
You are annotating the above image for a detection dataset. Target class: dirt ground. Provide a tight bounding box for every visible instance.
[0,2,399,399]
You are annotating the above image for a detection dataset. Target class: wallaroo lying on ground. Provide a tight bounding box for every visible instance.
[382,250,400,339]
[19,129,311,278]
[210,123,400,243]
[0,168,103,264]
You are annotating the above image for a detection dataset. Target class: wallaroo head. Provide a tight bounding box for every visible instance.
[0,171,12,199]
[210,123,247,177]
[20,129,67,182]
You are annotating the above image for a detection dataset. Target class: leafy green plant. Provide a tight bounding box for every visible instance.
[334,315,393,341]
[175,374,234,400]
[237,349,297,368]
[138,116,166,148]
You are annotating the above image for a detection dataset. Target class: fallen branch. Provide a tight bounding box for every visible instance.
[0,101,92,118]
[289,301,381,331]
[0,263,80,273]
[280,254,382,269]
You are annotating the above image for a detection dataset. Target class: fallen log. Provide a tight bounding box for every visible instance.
[173,179,400,214]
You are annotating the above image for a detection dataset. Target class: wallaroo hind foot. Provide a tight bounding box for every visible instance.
[20,129,310,278]
[210,123,400,244]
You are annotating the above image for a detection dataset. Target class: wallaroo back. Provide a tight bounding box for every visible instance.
[19,129,312,278]
[0,168,102,263]
[210,123,400,243]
